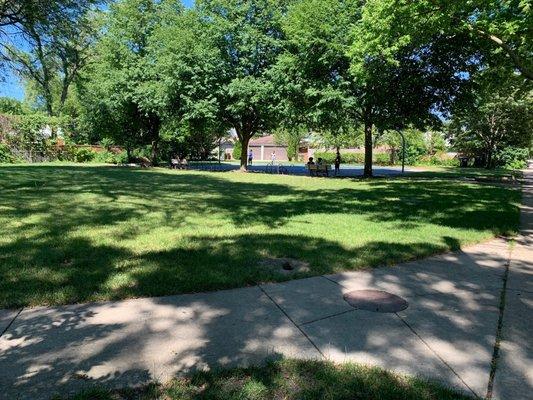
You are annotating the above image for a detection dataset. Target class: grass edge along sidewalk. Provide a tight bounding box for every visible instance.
[58,358,474,400]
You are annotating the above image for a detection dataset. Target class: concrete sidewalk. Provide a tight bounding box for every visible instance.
[492,168,533,400]
[0,171,531,400]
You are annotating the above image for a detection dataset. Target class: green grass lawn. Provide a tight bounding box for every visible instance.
[408,166,523,181]
[62,359,473,400]
[0,163,521,308]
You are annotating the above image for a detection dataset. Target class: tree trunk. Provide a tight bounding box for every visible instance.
[363,121,373,178]
[58,78,70,114]
[240,135,251,171]
[44,96,53,117]
[151,138,159,166]
[486,148,493,169]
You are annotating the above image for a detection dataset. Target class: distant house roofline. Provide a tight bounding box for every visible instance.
[249,134,281,147]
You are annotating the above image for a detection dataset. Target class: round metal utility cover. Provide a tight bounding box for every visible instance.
[343,290,408,313]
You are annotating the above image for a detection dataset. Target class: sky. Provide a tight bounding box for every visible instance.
[0,0,195,101]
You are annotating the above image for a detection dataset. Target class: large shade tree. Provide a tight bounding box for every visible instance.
[279,0,476,176]
[449,71,532,168]
[82,0,225,163]
[80,0,164,162]
[148,6,226,161]
[196,0,290,170]
[273,0,360,154]
[0,0,101,116]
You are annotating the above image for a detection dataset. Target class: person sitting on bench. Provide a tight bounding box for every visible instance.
[315,157,329,176]
[307,157,317,176]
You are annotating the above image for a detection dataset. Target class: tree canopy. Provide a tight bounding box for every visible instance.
[1,0,530,170]
[1,0,101,116]
[352,0,532,80]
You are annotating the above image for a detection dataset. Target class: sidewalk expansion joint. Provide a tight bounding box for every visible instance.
[257,285,325,359]
[485,238,513,400]
[300,309,357,327]
[0,308,23,338]
[395,312,479,399]
[321,275,348,289]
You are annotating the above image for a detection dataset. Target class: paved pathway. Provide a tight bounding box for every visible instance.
[0,171,531,400]
[492,168,533,400]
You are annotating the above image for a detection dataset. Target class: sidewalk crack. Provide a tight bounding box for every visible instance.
[0,308,23,338]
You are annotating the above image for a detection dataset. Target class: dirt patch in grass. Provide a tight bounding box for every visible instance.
[258,257,311,274]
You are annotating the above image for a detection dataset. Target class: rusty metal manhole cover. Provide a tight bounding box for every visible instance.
[343,290,408,313]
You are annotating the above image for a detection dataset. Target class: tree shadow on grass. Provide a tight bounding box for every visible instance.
[0,165,520,232]
[0,232,447,308]
[0,165,521,308]
[149,359,473,400]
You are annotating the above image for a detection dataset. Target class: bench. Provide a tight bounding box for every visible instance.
[307,164,330,177]
[171,159,188,170]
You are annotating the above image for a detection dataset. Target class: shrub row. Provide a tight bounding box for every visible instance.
[494,147,529,170]
[58,146,128,164]
[0,143,18,163]
[313,152,391,166]
[415,153,459,167]
[313,151,462,167]
[0,141,128,164]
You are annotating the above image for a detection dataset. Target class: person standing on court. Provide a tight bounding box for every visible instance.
[248,149,254,165]
[334,151,341,176]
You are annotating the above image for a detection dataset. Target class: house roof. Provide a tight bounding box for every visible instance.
[249,135,280,146]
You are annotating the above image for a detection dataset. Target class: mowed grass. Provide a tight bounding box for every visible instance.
[63,359,473,400]
[408,166,524,181]
[0,164,521,308]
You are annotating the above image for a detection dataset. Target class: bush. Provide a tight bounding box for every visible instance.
[59,147,127,164]
[56,144,75,161]
[93,150,128,164]
[100,137,114,150]
[494,147,529,170]
[0,143,15,163]
[93,150,116,163]
[232,141,242,160]
[416,152,459,167]
[402,143,427,165]
[71,147,96,163]
[75,148,95,162]
[112,150,128,164]
[313,152,391,165]
[374,153,390,165]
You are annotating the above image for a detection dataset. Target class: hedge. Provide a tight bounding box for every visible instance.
[314,151,460,167]
[313,151,391,166]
